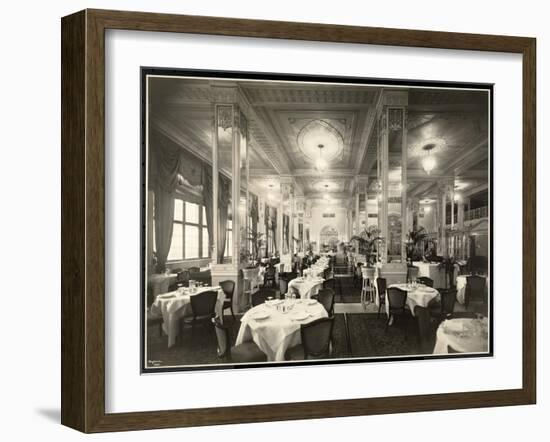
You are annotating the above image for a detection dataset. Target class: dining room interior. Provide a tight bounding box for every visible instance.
[144,73,491,370]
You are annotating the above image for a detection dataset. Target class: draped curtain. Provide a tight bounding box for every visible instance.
[150,129,233,267]
[201,165,214,258]
[149,134,183,270]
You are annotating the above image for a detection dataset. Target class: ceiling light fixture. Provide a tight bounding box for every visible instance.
[421,143,437,175]
[315,144,327,173]
[267,184,275,200]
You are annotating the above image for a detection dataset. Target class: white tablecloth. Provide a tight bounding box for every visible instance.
[288,277,324,299]
[235,300,328,361]
[456,275,489,304]
[412,262,446,288]
[382,283,440,317]
[433,317,489,354]
[150,286,225,348]
[148,273,178,297]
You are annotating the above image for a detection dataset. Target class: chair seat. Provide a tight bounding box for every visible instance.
[231,342,267,363]
[285,344,305,360]
[285,344,328,360]
[183,313,214,324]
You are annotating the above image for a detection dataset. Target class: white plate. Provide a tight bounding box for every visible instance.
[251,311,270,321]
[307,299,318,305]
[291,311,309,321]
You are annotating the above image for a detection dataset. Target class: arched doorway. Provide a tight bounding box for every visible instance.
[320,226,339,252]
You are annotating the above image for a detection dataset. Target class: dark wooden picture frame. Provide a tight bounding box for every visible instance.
[61,9,536,433]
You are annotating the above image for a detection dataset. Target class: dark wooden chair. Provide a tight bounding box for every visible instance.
[212,317,267,363]
[146,309,163,337]
[414,305,436,354]
[385,287,408,333]
[251,288,277,306]
[465,275,486,309]
[376,277,387,318]
[180,290,218,338]
[417,276,434,288]
[263,265,277,288]
[429,288,457,322]
[285,317,335,360]
[317,288,335,316]
[279,272,298,297]
[220,280,236,320]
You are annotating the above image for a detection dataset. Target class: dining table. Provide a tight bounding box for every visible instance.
[379,283,440,318]
[433,316,489,354]
[287,276,325,299]
[149,286,225,348]
[235,298,328,361]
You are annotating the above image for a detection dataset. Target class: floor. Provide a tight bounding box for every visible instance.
[146,272,486,369]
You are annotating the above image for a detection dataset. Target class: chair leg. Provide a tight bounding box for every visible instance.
[230,305,236,321]
[385,314,392,332]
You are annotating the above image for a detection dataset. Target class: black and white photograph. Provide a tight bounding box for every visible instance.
[143,70,492,371]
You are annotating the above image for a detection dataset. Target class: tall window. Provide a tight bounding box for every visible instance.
[167,199,210,261]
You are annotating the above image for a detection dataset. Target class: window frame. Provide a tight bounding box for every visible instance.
[167,198,210,262]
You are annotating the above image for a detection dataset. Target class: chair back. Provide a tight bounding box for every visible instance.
[300,317,334,359]
[414,306,434,353]
[279,278,289,296]
[317,288,335,315]
[417,276,434,288]
[188,266,201,274]
[190,290,218,318]
[407,266,419,282]
[176,269,190,284]
[466,275,485,299]
[386,287,408,311]
[440,288,457,316]
[376,277,387,302]
[265,266,276,277]
[212,317,230,358]
[251,288,276,306]
[220,280,235,300]
[323,277,335,290]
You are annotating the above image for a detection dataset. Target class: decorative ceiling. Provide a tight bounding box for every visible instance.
[148,77,489,205]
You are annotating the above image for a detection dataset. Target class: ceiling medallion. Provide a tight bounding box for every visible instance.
[297,119,344,168]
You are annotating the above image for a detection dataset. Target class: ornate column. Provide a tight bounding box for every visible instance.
[437,182,446,256]
[377,91,408,262]
[209,86,252,313]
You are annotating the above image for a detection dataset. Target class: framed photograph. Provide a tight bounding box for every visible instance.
[61,9,536,433]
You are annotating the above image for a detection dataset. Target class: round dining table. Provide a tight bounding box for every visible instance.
[235,299,328,361]
[433,317,489,354]
[149,286,225,348]
[381,283,440,318]
[287,276,325,299]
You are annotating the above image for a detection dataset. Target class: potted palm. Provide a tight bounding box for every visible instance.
[405,226,429,266]
[350,226,383,267]
[245,227,265,268]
